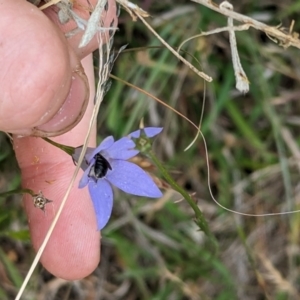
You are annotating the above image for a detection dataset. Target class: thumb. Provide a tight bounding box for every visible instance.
[0,0,89,137]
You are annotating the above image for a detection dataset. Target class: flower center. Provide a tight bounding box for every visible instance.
[89,153,112,179]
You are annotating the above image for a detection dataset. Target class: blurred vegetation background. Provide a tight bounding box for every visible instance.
[2,0,300,299]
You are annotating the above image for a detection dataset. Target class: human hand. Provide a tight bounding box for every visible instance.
[0,0,117,279]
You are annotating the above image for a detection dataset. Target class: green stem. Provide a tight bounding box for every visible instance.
[148,151,210,235]
[42,137,75,156]
[0,188,35,197]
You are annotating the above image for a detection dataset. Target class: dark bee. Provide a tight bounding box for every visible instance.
[89,153,112,179]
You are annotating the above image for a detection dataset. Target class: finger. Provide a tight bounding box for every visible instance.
[0,0,117,137]
[0,0,87,136]
[14,55,100,280]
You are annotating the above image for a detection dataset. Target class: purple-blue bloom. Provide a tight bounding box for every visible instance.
[72,127,163,230]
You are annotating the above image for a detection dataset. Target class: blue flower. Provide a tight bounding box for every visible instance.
[72,127,163,230]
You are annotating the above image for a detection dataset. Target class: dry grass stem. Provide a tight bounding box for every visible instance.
[39,0,62,10]
[116,0,149,19]
[116,0,212,82]
[192,0,300,49]
[79,0,110,47]
[220,1,249,93]
[178,23,250,51]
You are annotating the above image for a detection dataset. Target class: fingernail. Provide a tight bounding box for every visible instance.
[32,64,89,137]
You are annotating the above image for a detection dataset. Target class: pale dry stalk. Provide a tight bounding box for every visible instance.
[192,0,300,50]
[116,0,213,82]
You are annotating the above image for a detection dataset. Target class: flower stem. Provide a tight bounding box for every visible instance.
[148,150,217,247]
[42,137,75,156]
[0,188,35,197]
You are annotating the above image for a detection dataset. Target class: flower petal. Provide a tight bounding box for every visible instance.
[129,127,163,139]
[86,136,114,163]
[106,137,139,160]
[72,146,92,171]
[84,147,97,159]
[78,162,94,188]
[72,146,83,164]
[107,160,162,198]
[88,179,113,230]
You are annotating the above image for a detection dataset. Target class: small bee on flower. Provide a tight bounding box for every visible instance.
[72,127,163,230]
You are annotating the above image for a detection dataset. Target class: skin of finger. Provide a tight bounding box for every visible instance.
[0,0,74,131]
[13,55,100,280]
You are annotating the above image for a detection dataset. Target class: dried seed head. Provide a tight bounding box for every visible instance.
[32,191,52,212]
